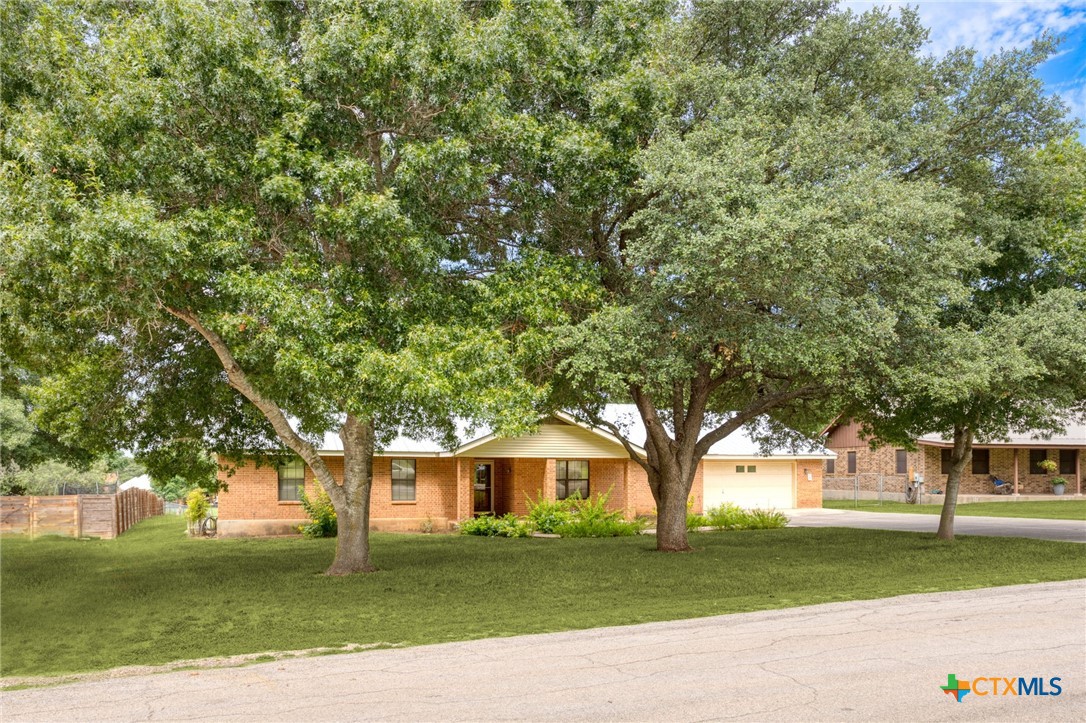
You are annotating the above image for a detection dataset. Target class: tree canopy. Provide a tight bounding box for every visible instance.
[2,0,1082,564]
[483,1,1082,549]
[2,0,545,573]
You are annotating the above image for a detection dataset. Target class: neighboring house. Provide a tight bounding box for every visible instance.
[216,404,833,537]
[119,474,153,492]
[822,420,1085,497]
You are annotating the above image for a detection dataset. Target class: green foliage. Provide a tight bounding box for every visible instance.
[705,503,748,531]
[299,487,337,538]
[150,476,194,503]
[0,0,548,571]
[1050,477,1068,488]
[704,504,789,531]
[183,489,210,526]
[1038,459,1059,475]
[458,513,531,538]
[524,494,575,534]
[554,490,645,538]
[741,509,790,530]
[686,513,709,532]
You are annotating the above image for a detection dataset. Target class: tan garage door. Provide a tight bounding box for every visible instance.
[702,460,795,510]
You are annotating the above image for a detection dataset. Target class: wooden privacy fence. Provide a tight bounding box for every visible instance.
[0,488,163,539]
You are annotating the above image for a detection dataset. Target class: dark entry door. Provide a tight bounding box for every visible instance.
[473,462,492,514]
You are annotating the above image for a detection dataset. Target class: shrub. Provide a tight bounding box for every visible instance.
[706,503,747,531]
[686,513,709,531]
[743,508,789,529]
[555,489,645,538]
[525,495,574,534]
[299,487,337,538]
[459,513,531,538]
[183,489,210,532]
[704,503,789,530]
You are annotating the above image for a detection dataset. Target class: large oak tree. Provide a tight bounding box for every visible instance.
[2,0,544,574]
[490,1,1078,551]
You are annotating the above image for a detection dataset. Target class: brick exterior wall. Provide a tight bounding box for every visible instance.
[825,442,1083,496]
[622,462,707,516]
[795,462,823,508]
[218,456,460,535]
[823,445,917,494]
[625,463,656,516]
[218,452,818,536]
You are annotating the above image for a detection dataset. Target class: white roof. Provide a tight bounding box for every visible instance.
[918,421,1086,448]
[314,404,832,460]
[119,474,152,491]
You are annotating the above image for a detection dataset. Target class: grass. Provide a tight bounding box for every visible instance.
[823,498,1086,519]
[2,515,1084,678]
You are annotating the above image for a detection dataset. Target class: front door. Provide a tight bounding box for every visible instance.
[474,462,493,514]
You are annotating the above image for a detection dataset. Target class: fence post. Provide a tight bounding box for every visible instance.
[878,475,883,505]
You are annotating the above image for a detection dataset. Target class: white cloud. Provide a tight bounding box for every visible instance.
[1057,79,1086,127]
[845,1,1086,56]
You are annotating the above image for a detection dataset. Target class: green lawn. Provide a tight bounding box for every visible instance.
[2,515,1084,678]
[823,499,1086,519]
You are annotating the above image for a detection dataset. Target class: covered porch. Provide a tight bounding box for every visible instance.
[922,444,1083,496]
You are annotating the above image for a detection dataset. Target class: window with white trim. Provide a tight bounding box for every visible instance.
[278,458,306,502]
[392,459,416,501]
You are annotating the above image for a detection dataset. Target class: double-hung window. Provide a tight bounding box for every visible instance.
[278,458,306,502]
[392,459,416,502]
[556,460,589,500]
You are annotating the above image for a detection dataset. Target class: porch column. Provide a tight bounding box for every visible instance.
[1077,449,1082,496]
[1013,449,1020,496]
[456,458,474,522]
[543,459,557,502]
[455,458,462,521]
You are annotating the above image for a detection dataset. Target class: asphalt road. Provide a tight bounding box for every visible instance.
[787,508,1086,542]
[3,579,1084,722]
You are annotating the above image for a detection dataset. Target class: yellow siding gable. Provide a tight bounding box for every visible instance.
[459,421,628,459]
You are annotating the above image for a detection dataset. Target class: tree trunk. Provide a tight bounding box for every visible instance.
[323,414,377,575]
[327,499,375,575]
[936,425,973,541]
[652,467,694,552]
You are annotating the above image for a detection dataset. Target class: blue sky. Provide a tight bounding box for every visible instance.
[845,1,1086,141]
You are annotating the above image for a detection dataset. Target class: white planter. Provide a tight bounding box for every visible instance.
[1052,483,1066,496]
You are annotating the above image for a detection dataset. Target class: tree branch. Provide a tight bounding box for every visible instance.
[163,306,343,501]
[693,384,820,458]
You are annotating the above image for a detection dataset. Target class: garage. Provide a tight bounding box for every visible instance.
[702,460,795,510]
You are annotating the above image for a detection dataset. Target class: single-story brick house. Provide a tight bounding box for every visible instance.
[822,420,1084,497]
[216,405,833,537]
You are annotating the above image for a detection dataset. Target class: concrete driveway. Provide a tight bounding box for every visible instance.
[3,579,1083,722]
[788,508,1086,542]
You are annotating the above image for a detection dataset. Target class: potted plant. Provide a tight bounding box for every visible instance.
[1037,458,1058,475]
[1050,477,1068,496]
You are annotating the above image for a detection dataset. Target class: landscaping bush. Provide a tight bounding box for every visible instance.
[299,487,337,538]
[743,508,789,529]
[183,488,209,535]
[459,513,531,538]
[706,503,747,530]
[704,503,789,530]
[184,488,209,525]
[686,513,709,531]
[525,495,574,534]
[555,490,645,538]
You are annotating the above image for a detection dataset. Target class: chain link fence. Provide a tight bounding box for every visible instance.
[823,473,940,506]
